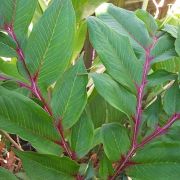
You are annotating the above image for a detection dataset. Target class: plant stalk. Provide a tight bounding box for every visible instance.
[3,23,76,161]
[110,113,180,180]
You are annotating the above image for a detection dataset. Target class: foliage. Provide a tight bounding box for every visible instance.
[0,0,180,179]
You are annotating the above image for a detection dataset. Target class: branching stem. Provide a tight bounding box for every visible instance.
[110,37,180,180]
[3,24,76,162]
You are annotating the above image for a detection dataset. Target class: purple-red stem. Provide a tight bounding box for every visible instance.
[4,24,76,162]
[132,47,152,147]
[109,37,180,179]
[137,113,180,149]
[110,113,180,180]
[0,74,31,90]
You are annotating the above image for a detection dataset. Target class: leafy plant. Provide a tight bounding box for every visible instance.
[0,0,180,180]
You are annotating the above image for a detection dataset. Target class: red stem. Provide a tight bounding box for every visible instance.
[109,36,180,180]
[4,24,76,161]
[132,47,152,147]
[0,74,31,90]
[137,113,180,149]
[110,113,180,180]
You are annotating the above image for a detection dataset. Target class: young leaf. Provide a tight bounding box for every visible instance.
[87,16,142,92]
[153,57,180,73]
[99,153,114,179]
[0,87,62,155]
[143,96,162,129]
[25,0,76,94]
[0,0,37,43]
[175,26,180,56]
[71,111,94,158]
[151,34,177,63]
[102,123,130,161]
[16,151,79,180]
[87,90,126,128]
[147,70,177,87]
[163,24,178,38]
[163,81,180,115]
[91,73,136,117]
[0,42,17,57]
[135,9,158,36]
[72,0,108,22]
[92,127,102,148]
[51,57,88,129]
[72,21,87,61]
[0,168,18,180]
[0,58,25,81]
[127,142,180,180]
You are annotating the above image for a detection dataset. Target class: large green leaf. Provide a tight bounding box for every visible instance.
[71,111,94,158]
[151,34,177,63]
[91,73,136,117]
[95,3,152,57]
[102,123,130,161]
[88,16,142,92]
[163,81,180,115]
[0,168,18,180]
[87,89,126,128]
[127,142,180,180]
[51,58,88,129]
[25,0,76,95]
[16,151,79,180]
[72,0,108,22]
[0,87,62,155]
[0,0,37,43]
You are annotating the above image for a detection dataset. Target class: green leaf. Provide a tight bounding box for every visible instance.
[163,81,180,115]
[163,24,178,38]
[0,31,16,49]
[16,151,79,180]
[143,96,162,129]
[95,3,152,55]
[91,73,136,117]
[0,58,25,81]
[51,58,87,129]
[153,57,180,73]
[0,168,18,180]
[99,153,114,179]
[72,21,87,61]
[127,142,180,180]
[135,9,158,36]
[25,0,76,95]
[92,127,102,148]
[102,123,130,161]
[88,16,142,92]
[175,26,180,56]
[147,70,177,87]
[0,42,17,57]
[72,0,108,22]
[151,34,177,63]
[0,0,37,43]
[0,87,62,155]
[87,89,126,128]
[71,111,94,158]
